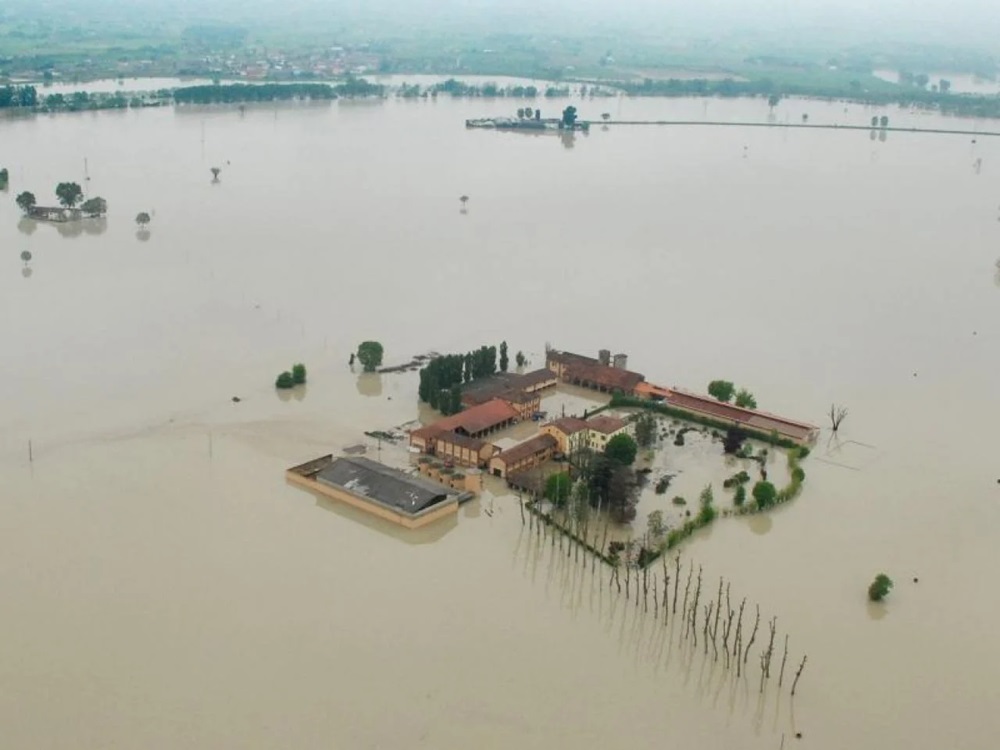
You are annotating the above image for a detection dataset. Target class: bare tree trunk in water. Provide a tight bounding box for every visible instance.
[681,565,693,633]
[778,635,790,688]
[744,605,760,665]
[791,655,807,696]
[673,555,681,614]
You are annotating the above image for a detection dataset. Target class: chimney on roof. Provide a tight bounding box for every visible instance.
[598,349,611,367]
[612,353,628,370]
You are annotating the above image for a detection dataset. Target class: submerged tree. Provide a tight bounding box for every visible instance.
[275,371,295,389]
[292,363,307,385]
[211,167,222,181]
[515,350,526,368]
[544,472,572,507]
[708,380,735,403]
[752,481,777,509]
[829,404,848,431]
[135,212,151,228]
[634,413,657,448]
[15,191,36,214]
[868,573,893,602]
[55,182,83,209]
[735,389,757,409]
[81,197,107,217]
[605,434,638,466]
[561,105,578,127]
[20,250,32,265]
[357,341,384,372]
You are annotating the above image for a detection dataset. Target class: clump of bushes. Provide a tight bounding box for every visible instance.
[671,496,687,506]
[734,484,747,506]
[723,470,751,489]
[655,475,672,494]
[275,362,307,389]
[868,573,893,602]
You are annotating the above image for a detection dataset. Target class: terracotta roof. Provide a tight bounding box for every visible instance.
[587,415,627,434]
[563,361,644,392]
[462,386,532,407]
[494,434,558,466]
[547,350,600,367]
[517,368,558,388]
[435,431,489,452]
[665,389,817,442]
[437,398,519,436]
[545,417,589,435]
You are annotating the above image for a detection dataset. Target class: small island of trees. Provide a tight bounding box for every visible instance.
[15,182,107,222]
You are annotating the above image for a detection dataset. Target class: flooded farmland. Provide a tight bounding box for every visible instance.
[2,89,1000,749]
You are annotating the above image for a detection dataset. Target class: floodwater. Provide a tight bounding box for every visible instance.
[2,92,999,750]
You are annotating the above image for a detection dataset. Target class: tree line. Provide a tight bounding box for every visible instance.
[0,85,39,108]
[417,342,513,416]
[616,76,1000,119]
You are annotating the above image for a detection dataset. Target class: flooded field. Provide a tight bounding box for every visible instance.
[2,92,999,749]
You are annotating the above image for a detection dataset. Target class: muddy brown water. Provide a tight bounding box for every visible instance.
[2,91,1000,749]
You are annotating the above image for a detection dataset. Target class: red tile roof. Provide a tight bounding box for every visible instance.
[665,389,817,442]
[494,434,558,466]
[564,361,644,392]
[545,417,589,435]
[412,398,519,440]
[587,415,627,434]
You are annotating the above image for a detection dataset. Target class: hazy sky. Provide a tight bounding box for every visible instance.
[8,0,1000,50]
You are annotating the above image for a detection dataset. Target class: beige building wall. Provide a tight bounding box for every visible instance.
[286,472,458,529]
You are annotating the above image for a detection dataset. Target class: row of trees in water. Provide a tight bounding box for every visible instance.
[417,342,511,415]
[520,499,809,700]
[14,182,107,218]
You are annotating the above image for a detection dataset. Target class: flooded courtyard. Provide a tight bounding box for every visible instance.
[2,89,999,749]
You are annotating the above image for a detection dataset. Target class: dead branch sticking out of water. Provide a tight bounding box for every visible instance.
[734,599,746,678]
[791,655,807,696]
[703,601,714,655]
[682,565,693,632]
[690,566,703,646]
[673,554,681,614]
[744,605,760,665]
[829,404,848,432]
[712,578,723,659]
[778,634,790,688]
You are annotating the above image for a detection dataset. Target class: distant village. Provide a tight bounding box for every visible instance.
[288,346,818,529]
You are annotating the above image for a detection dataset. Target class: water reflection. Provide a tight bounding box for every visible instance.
[292,384,308,402]
[560,130,576,149]
[136,229,151,242]
[82,217,108,236]
[356,372,383,397]
[309,486,458,544]
[55,221,84,239]
[21,266,32,279]
[17,218,37,236]
[748,514,773,536]
[866,600,888,621]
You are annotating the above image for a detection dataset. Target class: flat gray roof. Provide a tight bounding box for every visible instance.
[316,456,450,515]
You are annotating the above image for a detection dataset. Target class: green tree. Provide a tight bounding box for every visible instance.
[515,351,526,368]
[55,182,83,209]
[275,371,295,389]
[634,413,657,448]
[734,484,747,507]
[81,197,107,217]
[752,481,777,509]
[292,363,307,385]
[735,389,757,409]
[871,115,879,127]
[939,79,951,93]
[561,105,577,127]
[604,433,638,466]
[767,94,781,109]
[357,341,384,372]
[499,341,509,372]
[135,212,151,228]
[545,472,572,506]
[868,573,894,602]
[879,115,889,128]
[15,191,36,214]
[708,380,735,403]
[448,383,463,415]
[698,484,717,525]
[0,168,8,188]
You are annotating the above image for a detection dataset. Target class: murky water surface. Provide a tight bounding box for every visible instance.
[2,91,999,749]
